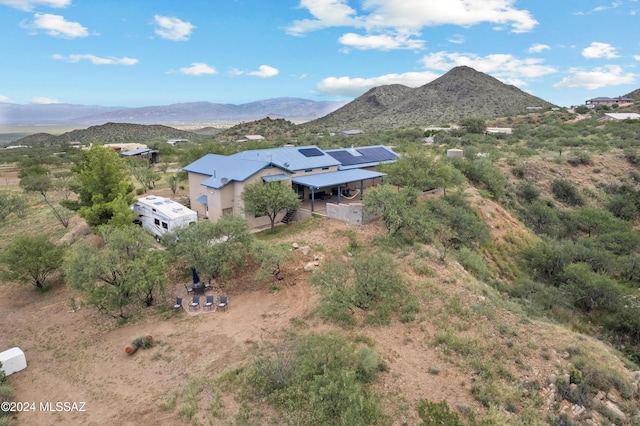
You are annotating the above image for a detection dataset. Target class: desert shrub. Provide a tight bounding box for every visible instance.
[567,152,592,166]
[311,254,418,326]
[607,194,638,221]
[560,263,622,313]
[520,199,561,237]
[417,399,463,426]
[0,362,14,426]
[252,333,387,426]
[551,179,583,206]
[452,157,509,200]
[456,247,487,280]
[516,181,540,204]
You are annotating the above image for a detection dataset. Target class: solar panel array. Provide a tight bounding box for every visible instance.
[327,147,397,166]
[298,147,324,157]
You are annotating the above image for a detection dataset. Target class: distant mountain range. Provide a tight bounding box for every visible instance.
[303,66,557,131]
[0,97,348,127]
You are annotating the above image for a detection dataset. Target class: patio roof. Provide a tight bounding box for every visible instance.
[291,169,384,189]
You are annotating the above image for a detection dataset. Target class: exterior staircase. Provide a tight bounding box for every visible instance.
[281,209,296,224]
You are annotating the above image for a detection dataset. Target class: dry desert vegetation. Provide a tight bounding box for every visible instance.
[2,169,640,426]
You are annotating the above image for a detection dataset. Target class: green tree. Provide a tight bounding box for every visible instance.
[164,215,254,286]
[383,149,464,195]
[68,146,135,227]
[0,191,28,222]
[459,118,487,134]
[364,184,418,234]
[19,166,73,228]
[241,180,301,232]
[253,241,293,281]
[1,233,66,289]
[63,225,168,318]
[126,157,160,192]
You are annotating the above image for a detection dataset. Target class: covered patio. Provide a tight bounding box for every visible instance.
[292,169,385,213]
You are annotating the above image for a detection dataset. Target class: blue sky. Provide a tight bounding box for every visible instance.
[0,0,638,108]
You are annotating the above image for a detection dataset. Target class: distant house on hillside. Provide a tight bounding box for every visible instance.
[338,129,364,137]
[236,134,265,142]
[485,127,512,135]
[183,144,396,229]
[598,113,640,122]
[585,97,634,108]
[120,147,160,164]
[167,138,190,146]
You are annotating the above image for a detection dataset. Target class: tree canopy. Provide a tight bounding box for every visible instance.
[1,233,66,289]
[68,146,135,227]
[241,180,301,232]
[63,225,168,318]
[164,215,254,286]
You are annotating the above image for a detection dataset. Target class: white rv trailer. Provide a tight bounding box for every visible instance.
[132,195,197,239]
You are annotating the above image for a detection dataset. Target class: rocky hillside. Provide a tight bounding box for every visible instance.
[626,88,640,101]
[303,66,555,131]
[15,122,203,146]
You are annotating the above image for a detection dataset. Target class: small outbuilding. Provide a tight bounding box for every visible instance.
[0,347,27,376]
[446,148,463,159]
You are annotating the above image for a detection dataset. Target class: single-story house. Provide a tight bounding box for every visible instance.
[236,134,265,142]
[338,129,364,137]
[120,147,160,164]
[183,145,397,229]
[586,97,634,108]
[598,113,640,122]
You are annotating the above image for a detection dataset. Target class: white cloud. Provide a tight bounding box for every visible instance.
[0,95,11,102]
[0,0,69,11]
[287,0,538,40]
[179,63,216,76]
[528,43,550,53]
[52,54,138,65]
[420,51,556,84]
[233,65,280,78]
[317,71,440,97]
[447,34,465,44]
[634,55,640,61]
[153,15,195,41]
[31,96,60,104]
[338,32,424,50]
[553,65,636,89]
[286,0,361,35]
[23,13,88,38]
[582,42,619,59]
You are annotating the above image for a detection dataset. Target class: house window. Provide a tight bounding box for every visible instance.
[162,222,168,229]
[222,208,233,216]
[154,218,160,226]
[322,167,330,170]
[305,169,313,173]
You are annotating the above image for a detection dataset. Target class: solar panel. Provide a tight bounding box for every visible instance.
[327,151,359,166]
[298,147,324,157]
[357,147,398,162]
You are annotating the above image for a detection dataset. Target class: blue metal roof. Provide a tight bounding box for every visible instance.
[292,169,385,189]
[325,145,399,170]
[232,146,339,172]
[262,174,288,182]
[183,153,270,189]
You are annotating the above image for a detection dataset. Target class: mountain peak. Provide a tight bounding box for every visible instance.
[304,66,555,130]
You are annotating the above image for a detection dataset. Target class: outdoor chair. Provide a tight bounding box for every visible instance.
[173,297,182,311]
[218,295,228,311]
[203,295,214,310]
[188,295,200,310]
[184,284,194,294]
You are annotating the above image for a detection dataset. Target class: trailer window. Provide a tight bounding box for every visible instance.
[162,222,168,229]
[154,218,160,226]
